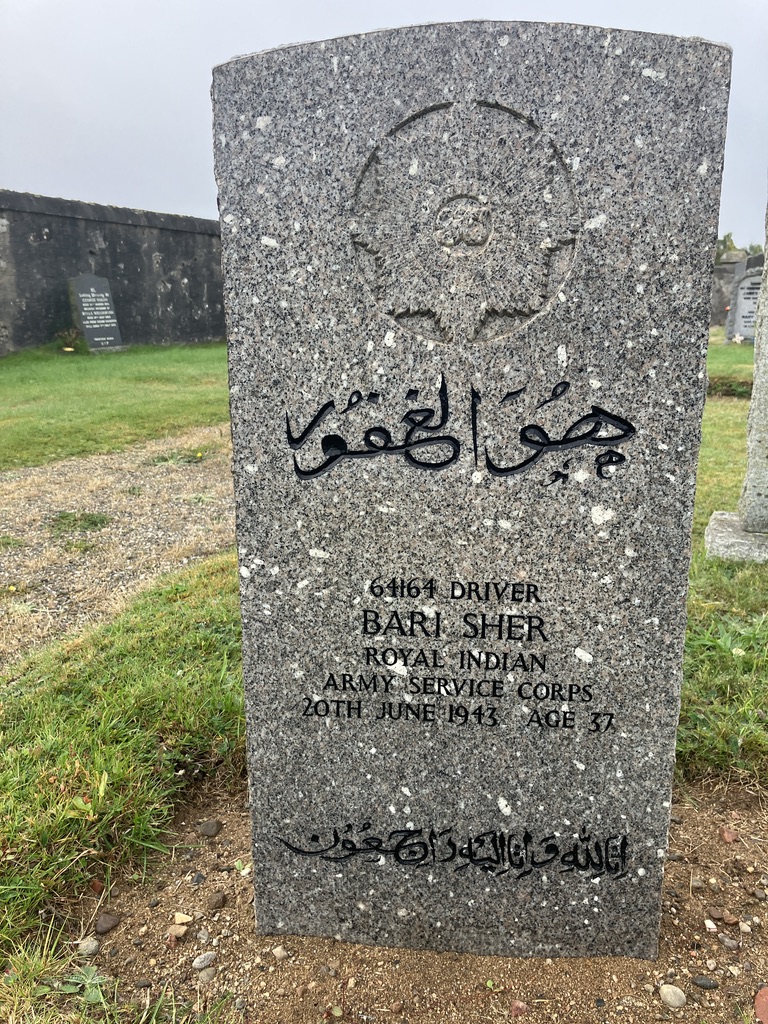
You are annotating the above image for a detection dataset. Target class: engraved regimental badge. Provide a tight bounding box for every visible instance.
[350,101,579,345]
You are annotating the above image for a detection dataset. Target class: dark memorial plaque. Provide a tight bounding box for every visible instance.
[69,274,124,350]
[213,22,730,958]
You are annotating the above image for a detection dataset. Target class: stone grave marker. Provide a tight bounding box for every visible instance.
[68,273,124,350]
[706,206,768,561]
[213,22,730,958]
[726,267,763,342]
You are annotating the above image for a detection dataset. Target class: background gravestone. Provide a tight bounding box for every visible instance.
[213,22,730,958]
[706,205,768,560]
[68,273,124,350]
[726,267,763,342]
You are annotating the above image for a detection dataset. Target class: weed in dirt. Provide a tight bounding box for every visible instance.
[150,448,209,466]
[0,535,23,550]
[49,511,113,536]
[63,539,97,554]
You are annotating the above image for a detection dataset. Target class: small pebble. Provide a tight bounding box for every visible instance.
[705,919,718,933]
[722,911,739,925]
[235,997,246,1010]
[197,928,210,943]
[191,871,206,885]
[167,924,187,939]
[135,979,151,990]
[148,898,160,909]
[706,959,717,970]
[659,984,686,1009]
[208,891,227,910]
[77,937,100,957]
[197,819,223,838]
[718,934,741,950]
[198,967,217,983]
[390,1001,404,1013]
[192,951,217,970]
[95,913,121,935]
[691,878,705,891]
[667,851,684,862]
[272,944,289,961]
[708,908,723,920]
[174,913,193,925]
[740,922,752,934]
[692,976,719,990]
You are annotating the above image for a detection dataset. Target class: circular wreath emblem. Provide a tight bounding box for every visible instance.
[350,101,579,345]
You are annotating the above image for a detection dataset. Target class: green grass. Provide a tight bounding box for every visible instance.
[679,392,768,783]
[692,397,748,542]
[0,344,229,470]
[707,325,754,397]
[48,512,113,536]
[0,555,244,954]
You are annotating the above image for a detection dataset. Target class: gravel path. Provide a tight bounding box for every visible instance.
[0,425,235,674]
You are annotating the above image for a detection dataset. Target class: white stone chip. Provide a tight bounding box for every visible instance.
[590,505,615,526]
[584,213,607,230]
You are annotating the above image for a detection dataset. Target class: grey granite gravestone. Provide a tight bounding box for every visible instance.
[213,22,730,958]
[706,207,768,561]
[68,273,124,350]
[726,267,763,342]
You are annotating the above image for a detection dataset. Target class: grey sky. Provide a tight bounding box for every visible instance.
[1,0,766,245]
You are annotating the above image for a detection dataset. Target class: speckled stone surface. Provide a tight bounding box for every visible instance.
[739,208,768,532]
[213,22,730,958]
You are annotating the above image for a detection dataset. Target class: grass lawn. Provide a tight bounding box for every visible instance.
[683,394,768,782]
[706,325,754,397]
[0,343,229,471]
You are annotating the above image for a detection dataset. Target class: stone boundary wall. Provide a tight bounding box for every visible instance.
[0,190,225,355]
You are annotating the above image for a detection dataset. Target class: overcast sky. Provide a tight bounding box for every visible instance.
[1,0,766,245]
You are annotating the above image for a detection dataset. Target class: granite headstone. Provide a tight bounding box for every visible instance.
[213,22,730,958]
[726,267,763,342]
[68,273,124,350]
[706,206,768,561]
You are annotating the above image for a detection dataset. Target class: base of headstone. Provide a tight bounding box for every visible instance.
[704,511,768,562]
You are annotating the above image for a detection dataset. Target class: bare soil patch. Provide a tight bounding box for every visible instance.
[79,778,767,1024]
[0,425,234,673]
